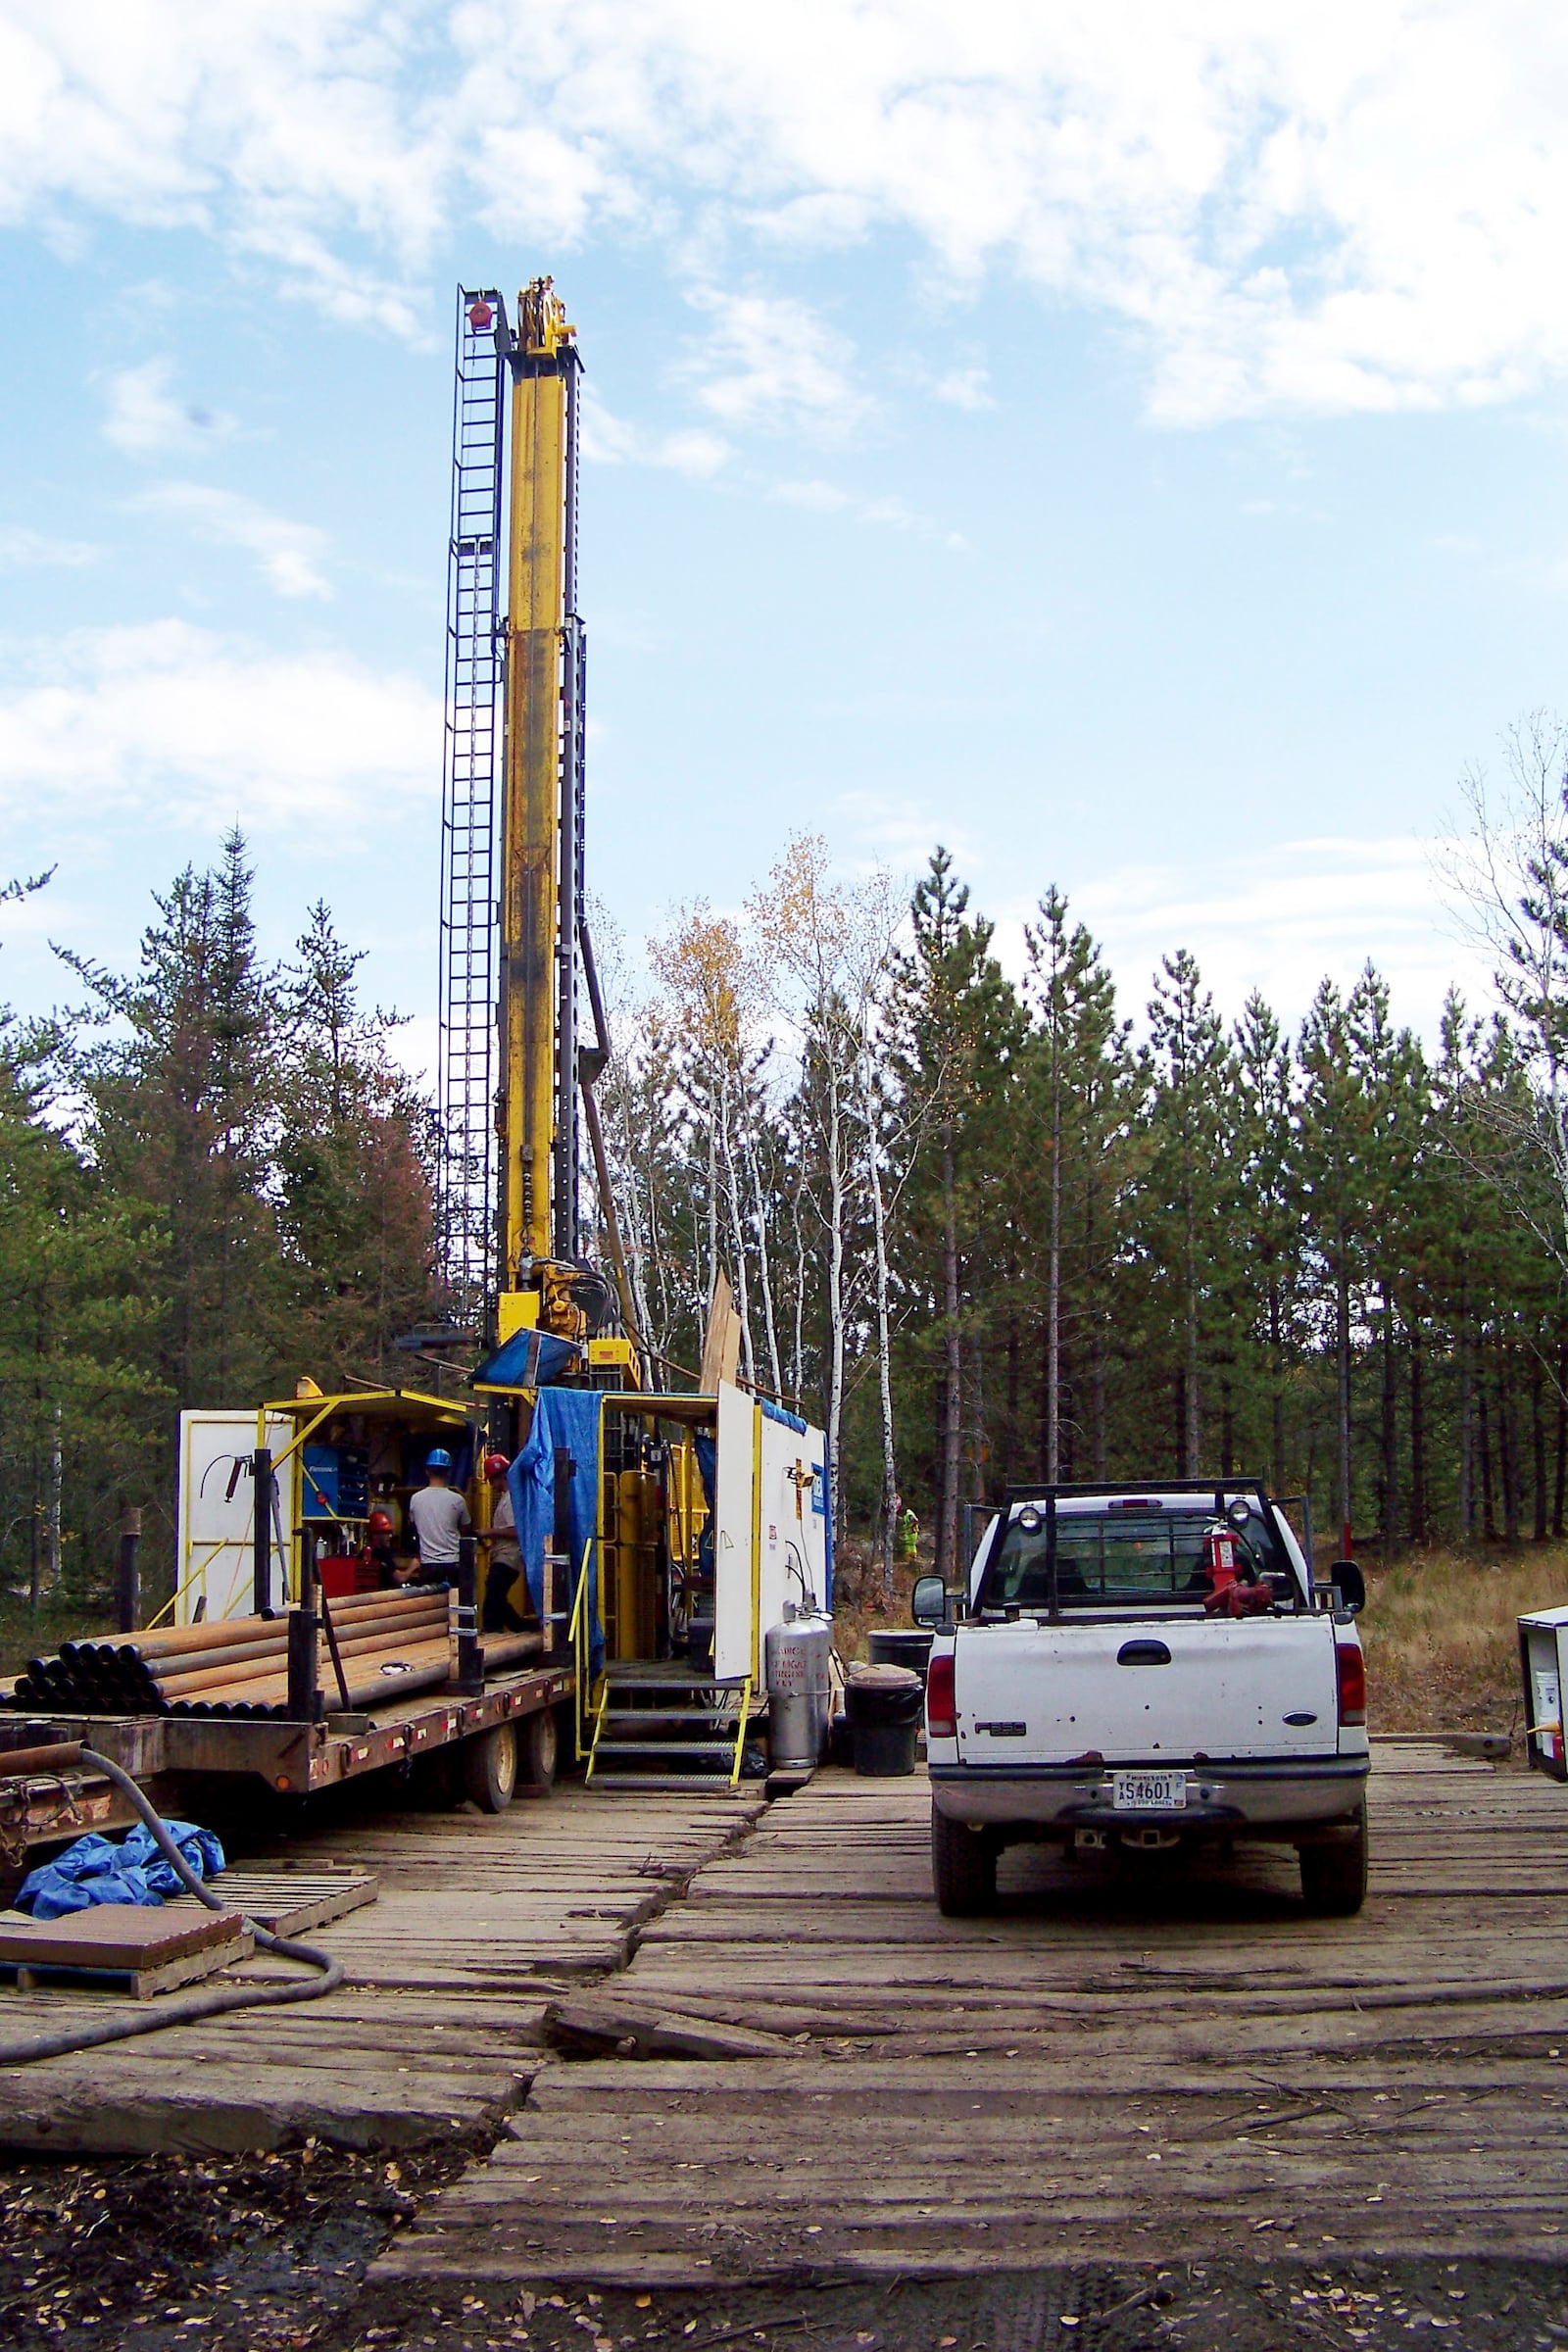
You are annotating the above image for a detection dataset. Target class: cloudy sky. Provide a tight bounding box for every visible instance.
[4,1,1565,1060]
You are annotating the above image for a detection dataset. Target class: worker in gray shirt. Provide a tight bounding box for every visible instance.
[404,1449,471,1584]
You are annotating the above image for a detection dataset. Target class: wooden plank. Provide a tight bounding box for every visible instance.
[384,1742,1568,2284]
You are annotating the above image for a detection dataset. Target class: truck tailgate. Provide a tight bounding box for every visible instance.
[954,1615,1341,1765]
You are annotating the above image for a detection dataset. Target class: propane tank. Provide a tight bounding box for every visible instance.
[764,1606,833,1772]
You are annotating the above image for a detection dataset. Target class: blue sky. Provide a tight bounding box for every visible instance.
[5,1,1567,1066]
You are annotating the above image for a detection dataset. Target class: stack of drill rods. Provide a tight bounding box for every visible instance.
[167,1635,454,1716]
[13,1588,454,1715]
[152,1607,449,1698]
[66,1593,446,1705]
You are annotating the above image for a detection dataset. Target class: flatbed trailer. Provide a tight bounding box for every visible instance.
[0,1653,573,1886]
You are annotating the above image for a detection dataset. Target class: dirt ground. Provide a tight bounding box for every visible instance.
[3,2140,1568,2352]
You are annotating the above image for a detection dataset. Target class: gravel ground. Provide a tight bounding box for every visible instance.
[4,2144,1568,2352]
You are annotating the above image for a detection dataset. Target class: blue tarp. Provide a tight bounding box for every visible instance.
[507,1386,604,1674]
[16,1819,225,1921]
[471,1328,584,1391]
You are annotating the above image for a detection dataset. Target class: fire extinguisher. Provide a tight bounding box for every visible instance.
[1205,1525,1242,1592]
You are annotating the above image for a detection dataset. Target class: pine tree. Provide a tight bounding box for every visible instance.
[1141,951,1238,1475]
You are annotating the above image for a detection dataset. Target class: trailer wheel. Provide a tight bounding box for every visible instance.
[1299,1805,1368,1916]
[931,1805,996,1916]
[515,1704,558,1794]
[464,1722,518,1813]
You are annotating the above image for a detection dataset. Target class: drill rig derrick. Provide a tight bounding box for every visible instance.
[436,278,636,1381]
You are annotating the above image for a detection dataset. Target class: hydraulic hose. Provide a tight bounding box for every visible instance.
[0,1746,344,2068]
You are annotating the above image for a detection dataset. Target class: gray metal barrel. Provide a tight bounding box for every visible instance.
[764,1612,834,1771]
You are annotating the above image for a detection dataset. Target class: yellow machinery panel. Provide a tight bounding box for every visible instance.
[496,1291,540,1344]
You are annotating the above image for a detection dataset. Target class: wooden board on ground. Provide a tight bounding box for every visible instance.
[0,1786,761,2154]
[381,1741,1568,2284]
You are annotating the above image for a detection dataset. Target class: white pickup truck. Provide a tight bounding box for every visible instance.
[912,1482,1369,1918]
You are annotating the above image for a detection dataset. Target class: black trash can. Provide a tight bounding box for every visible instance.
[867,1628,934,1685]
[846,1661,924,1778]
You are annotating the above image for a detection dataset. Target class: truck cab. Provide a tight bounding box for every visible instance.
[914,1481,1369,1918]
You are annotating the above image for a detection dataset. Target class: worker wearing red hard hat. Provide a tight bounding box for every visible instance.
[366,1506,399,1590]
[482,1450,527,1632]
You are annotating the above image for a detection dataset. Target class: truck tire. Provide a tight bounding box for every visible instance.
[464,1722,518,1814]
[515,1704,558,1794]
[1299,1805,1368,1916]
[932,1806,997,1916]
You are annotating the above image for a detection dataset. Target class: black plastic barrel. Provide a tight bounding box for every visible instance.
[846,1662,923,1778]
[867,1629,934,1684]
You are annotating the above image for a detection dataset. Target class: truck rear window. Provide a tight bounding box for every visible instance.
[979,1507,1291,1611]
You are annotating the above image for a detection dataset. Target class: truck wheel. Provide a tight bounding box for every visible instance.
[932,1807,996,1916]
[464,1722,518,1813]
[1299,1805,1368,1916]
[515,1705,558,1794]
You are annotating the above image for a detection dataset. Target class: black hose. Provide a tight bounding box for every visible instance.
[0,1746,344,2068]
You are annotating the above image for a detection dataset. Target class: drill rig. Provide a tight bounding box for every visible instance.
[436,279,637,1380]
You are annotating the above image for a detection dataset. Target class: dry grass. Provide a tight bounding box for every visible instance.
[1358,1546,1568,1738]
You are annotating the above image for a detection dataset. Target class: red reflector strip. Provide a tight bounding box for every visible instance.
[926,1651,956,1739]
[1336,1642,1367,1727]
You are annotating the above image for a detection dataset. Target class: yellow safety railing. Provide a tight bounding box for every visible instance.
[730,1677,753,1788]
[583,1677,612,1782]
[566,1537,597,1763]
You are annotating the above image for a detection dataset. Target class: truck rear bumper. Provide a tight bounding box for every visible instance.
[929,1755,1369,1836]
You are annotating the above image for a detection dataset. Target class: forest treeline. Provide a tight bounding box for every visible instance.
[0,831,435,1602]
[602,728,1568,1587]
[8,720,1568,1608]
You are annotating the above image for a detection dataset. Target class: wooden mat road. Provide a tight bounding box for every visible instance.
[382,1742,1568,2284]
[0,1788,761,2156]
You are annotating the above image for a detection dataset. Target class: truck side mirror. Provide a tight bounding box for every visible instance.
[911,1574,947,1628]
[1331,1560,1365,1614]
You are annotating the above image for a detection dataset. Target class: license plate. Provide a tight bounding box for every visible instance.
[1111,1768,1187,1811]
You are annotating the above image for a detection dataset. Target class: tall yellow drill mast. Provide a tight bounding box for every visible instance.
[436,278,636,1374]
[501,277,580,1325]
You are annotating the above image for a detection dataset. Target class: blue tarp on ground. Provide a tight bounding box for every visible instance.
[471,1329,584,1391]
[507,1387,604,1674]
[16,1819,225,1921]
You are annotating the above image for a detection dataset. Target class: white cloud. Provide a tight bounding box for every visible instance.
[989,835,1494,1042]
[10,5,1568,420]
[771,478,961,544]
[0,527,96,569]
[933,368,994,412]
[133,482,330,598]
[0,618,439,832]
[101,359,235,456]
[582,391,732,476]
[681,288,869,435]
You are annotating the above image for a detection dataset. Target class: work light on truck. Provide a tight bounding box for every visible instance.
[926,1651,956,1739]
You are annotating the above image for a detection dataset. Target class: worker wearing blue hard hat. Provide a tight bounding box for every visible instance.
[402,1447,470,1585]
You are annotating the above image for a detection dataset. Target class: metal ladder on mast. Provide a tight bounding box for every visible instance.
[436,288,509,1325]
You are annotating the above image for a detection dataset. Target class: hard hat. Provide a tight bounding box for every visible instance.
[425,1448,454,1472]
[368,1510,394,1535]
[484,1451,511,1479]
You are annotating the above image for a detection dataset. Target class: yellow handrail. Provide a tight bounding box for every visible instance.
[730,1676,753,1787]
[567,1537,595,1762]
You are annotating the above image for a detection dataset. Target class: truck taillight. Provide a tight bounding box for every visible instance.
[927,1651,956,1739]
[1336,1642,1366,1728]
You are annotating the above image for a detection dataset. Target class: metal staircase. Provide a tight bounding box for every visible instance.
[585,1662,758,1791]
